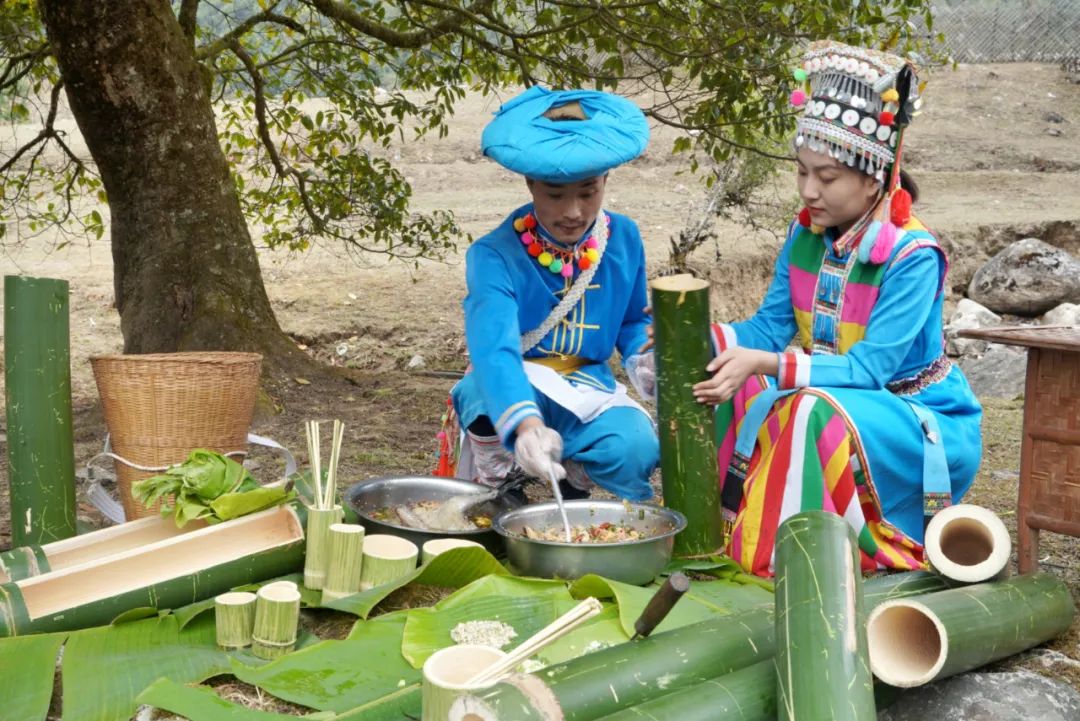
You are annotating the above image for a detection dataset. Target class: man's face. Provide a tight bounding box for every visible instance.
[526,176,607,244]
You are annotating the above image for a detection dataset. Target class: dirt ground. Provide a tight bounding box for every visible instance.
[2,61,1080,705]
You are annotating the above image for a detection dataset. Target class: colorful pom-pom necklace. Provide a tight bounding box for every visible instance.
[514,212,603,278]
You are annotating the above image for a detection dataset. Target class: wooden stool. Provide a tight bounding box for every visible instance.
[959,326,1080,573]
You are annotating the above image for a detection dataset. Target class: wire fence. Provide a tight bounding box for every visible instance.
[925,0,1080,63]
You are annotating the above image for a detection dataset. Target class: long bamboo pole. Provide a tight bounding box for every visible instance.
[449,571,961,721]
[775,511,874,721]
[649,274,722,557]
[868,572,1074,688]
[4,275,78,546]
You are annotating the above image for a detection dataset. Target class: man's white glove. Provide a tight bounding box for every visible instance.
[514,424,566,482]
[625,352,657,401]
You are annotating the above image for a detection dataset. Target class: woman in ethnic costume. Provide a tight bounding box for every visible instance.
[694,41,983,576]
[449,86,660,501]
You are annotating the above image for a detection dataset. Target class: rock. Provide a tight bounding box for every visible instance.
[958,344,1027,399]
[878,670,1080,721]
[968,238,1080,316]
[945,299,1001,356]
[1046,127,1064,137]
[407,354,427,370]
[1040,302,1080,326]
[1043,111,1066,124]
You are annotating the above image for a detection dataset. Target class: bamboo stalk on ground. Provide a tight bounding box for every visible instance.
[303,505,343,590]
[5,275,78,546]
[649,274,722,557]
[215,591,257,648]
[360,535,418,591]
[923,504,1011,583]
[252,583,302,660]
[321,523,366,602]
[448,571,961,721]
[868,572,1075,688]
[775,511,875,721]
[591,660,777,721]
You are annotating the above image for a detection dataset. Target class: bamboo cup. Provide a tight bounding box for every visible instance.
[360,535,419,590]
[304,504,343,589]
[421,538,483,565]
[252,584,301,660]
[321,523,366,602]
[422,644,508,721]
[214,591,257,649]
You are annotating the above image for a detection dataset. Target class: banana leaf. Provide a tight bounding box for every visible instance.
[531,603,630,666]
[324,545,508,618]
[569,574,772,637]
[60,613,231,721]
[2,631,66,721]
[137,678,337,720]
[233,613,420,714]
[401,575,577,667]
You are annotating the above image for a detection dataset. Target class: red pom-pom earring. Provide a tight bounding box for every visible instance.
[889,188,912,226]
[798,207,813,227]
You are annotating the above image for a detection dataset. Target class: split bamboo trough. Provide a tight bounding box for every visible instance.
[0,505,305,637]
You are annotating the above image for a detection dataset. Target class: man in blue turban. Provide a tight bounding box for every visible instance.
[451,86,659,500]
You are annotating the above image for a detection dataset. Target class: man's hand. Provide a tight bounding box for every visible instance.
[692,348,779,405]
[625,352,656,401]
[514,422,566,482]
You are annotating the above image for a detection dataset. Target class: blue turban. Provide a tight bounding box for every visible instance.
[481,86,650,184]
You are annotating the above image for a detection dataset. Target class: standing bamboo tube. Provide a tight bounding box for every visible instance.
[321,523,365,602]
[421,538,483,565]
[423,644,507,721]
[4,275,78,546]
[252,584,302,660]
[360,535,418,591]
[923,504,1011,583]
[303,505,343,589]
[649,274,722,556]
[448,570,946,721]
[867,572,1074,688]
[775,511,875,721]
[215,591,257,648]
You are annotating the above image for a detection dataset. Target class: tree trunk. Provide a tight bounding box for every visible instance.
[38,0,312,376]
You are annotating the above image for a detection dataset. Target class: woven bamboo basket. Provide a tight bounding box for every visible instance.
[90,352,262,520]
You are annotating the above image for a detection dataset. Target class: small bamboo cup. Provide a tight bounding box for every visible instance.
[422,644,508,721]
[214,591,257,649]
[360,535,419,590]
[421,538,483,565]
[252,584,301,660]
[321,523,366,603]
[304,504,344,589]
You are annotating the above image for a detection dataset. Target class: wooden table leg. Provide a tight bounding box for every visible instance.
[1016,348,1040,575]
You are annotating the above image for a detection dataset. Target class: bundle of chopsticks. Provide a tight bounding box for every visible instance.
[465,597,603,686]
[305,419,345,510]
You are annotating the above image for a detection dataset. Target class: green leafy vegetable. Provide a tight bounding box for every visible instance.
[132,449,294,527]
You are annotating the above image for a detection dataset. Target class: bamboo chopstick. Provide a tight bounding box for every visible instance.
[465,597,603,686]
[324,419,345,509]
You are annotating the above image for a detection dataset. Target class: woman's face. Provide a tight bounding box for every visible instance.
[527,175,606,244]
[796,148,881,233]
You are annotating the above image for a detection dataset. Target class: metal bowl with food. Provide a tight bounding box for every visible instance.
[344,476,523,555]
[493,500,687,585]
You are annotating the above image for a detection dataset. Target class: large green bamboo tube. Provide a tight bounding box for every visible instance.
[867,572,1075,688]
[0,545,51,583]
[0,506,306,637]
[4,275,77,546]
[649,274,722,556]
[775,511,875,721]
[450,570,954,721]
[592,660,776,721]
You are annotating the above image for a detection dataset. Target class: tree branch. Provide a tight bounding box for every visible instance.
[178,0,200,45]
[305,0,492,49]
[0,80,70,174]
[197,10,306,60]
[228,39,324,231]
